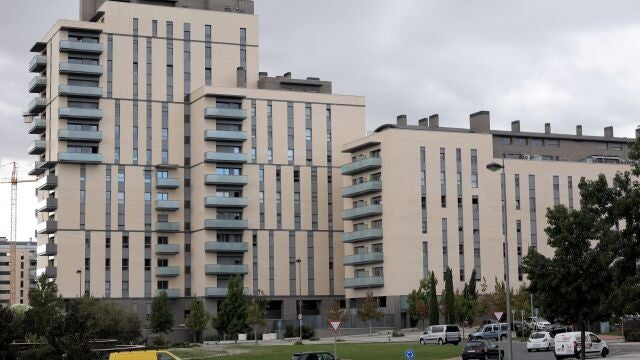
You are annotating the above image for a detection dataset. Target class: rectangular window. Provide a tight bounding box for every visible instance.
[553,175,560,206]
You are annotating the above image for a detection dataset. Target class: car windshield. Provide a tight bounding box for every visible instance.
[530,333,546,339]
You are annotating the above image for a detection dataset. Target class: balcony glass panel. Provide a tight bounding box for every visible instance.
[59,62,103,76]
[344,276,384,288]
[59,84,103,98]
[341,157,382,175]
[342,228,383,243]
[58,129,103,142]
[155,244,180,255]
[28,118,46,134]
[58,152,103,163]
[204,219,248,229]
[204,107,247,120]
[155,289,180,298]
[36,243,57,256]
[156,222,180,232]
[342,252,384,265]
[204,196,248,208]
[156,178,180,189]
[205,264,249,275]
[29,55,47,72]
[342,181,382,198]
[204,152,248,163]
[58,107,103,120]
[59,40,103,54]
[204,174,247,186]
[155,200,180,211]
[29,76,47,93]
[204,130,247,142]
[155,266,180,277]
[205,241,248,252]
[342,204,383,220]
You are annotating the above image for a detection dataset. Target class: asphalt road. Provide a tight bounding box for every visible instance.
[493,340,640,360]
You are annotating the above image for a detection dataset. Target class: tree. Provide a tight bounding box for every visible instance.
[58,301,93,360]
[150,291,174,334]
[25,274,63,341]
[463,269,478,301]
[246,290,267,344]
[356,290,384,335]
[427,271,439,325]
[213,275,248,342]
[444,267,455,324]
[0,306,21,360]
[407,278,429,329]
[327,300,349,323]
[186,298,210,343]
[77,296,141,343]
[522,203,612,360]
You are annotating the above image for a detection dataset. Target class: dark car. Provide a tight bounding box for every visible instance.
[291,352,336,360]
[462,340,504,360]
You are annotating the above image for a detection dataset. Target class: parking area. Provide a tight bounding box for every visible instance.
[493,340,640,360]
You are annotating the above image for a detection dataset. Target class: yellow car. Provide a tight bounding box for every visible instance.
[109,350,180,360]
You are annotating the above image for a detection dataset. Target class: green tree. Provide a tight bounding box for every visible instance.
[213,275,248,342]
[407,278,429,329]
[463,269,478,301]
[444,267,455,324]
[150,291,174,334]
[58,301,93,360]
[427,271,439,325]
[327,300,349,323]
[356,290,384,335]
[77,296,141,343]
[25,274,63,342]
[186,297,210,343]
[522,203,612,360]
[246,290,267,344]
[0,306,21,360]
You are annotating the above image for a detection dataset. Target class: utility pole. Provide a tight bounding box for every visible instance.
[296,258,302,341]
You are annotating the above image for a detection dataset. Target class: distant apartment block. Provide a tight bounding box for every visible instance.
[0,237,36,305]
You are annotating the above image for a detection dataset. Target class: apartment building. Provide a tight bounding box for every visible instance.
[0,237,37,305]
[25,0,365,324]
[340,112,638,328]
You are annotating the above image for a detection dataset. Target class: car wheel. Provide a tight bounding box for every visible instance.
[437,338,443,345]
[419,339,424,344]
[527,349,531,352]
[500,334,507,341]
[601,348,609,358]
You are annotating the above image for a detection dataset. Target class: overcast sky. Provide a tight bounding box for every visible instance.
[1,0,639,240]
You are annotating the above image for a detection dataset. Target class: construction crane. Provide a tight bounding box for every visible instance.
[0,162,36,304]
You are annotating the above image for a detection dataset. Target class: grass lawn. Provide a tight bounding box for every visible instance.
[171,343,462,360]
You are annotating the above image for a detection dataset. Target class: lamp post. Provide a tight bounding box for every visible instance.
[486,157,513,360]
[296,258,302,341]
[75,269,82,297]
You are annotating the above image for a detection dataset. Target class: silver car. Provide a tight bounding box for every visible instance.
[419,324,461,345]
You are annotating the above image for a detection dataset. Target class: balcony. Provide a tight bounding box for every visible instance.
[343,252,384,266]
[155,289,180,298]
[156,178,180,189]
[156,244,180,255]
[58,107,103,120]
[342,228,383,243]
[28,118,46,134]
[28,97,47,114]
[156,222,180,232]
[36,220,57,234]
[204,196,248,208]
[342,204,383,220]
[59,62,103,76]
[28,140,46,155]
[29,76,47,93]
[344,276,384,288]
[58,152,102,163]
[156,266,180,277]
[204,130,247,142]
[36,198,58,212]
[204,174,247,186]
[156,200,180,211]
[205,287,250,297]
[59,40,103,54]
[205,264,249,275]
[38,266,57,279]
[36,175,58,191]
[204,219,248,230]
[204,107,246,120]
[342,181,382,198]
[205,241,248,253]
[341,157,382,175]
[29,55,47,72]
[58,84,102,98]
[58,129,103,142]
[28,161,46,176]
[204,152,248,163]
[37,243,57,256]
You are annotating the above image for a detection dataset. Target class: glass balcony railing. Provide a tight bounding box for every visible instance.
[204,130,247,142]
[342,252,384,266]
[205,264,249,275]
[344,276,384,288]
[204,174,247,186]
[342,228,383,243]
[341,157,381,175]
[342,204,383,220]
[205,241,248,253]
[204,196,248,208]
[204,107,247,120]
[342,181,382,198]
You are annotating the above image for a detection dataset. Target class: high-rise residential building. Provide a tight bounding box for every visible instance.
[0,237,37,305]
[25,0,365,323]
[340,112,638,328]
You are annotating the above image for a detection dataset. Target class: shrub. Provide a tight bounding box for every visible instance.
[284,325,314,339]
[392,330,405,337]
[516,328,532,338]
[624,330,640,342]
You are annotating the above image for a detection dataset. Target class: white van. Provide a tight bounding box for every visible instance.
[418,324,461,345]
[554,331,609,359]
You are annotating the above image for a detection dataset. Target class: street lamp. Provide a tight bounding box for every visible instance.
[296,258,302,341]
[75,269,82,297]
[486,157,513,360]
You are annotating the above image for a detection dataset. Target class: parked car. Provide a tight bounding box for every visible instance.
[527,331,554,352]
[291,352,336,360]
[419,324,461,345]
[462,340,504,360]
[469,323,509,341]
[109,350,180,360]
[554,331,609,359]
[526,317,551,330]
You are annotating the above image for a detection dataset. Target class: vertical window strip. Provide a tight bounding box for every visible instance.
[251,100,256,162]
[514,174,521,210]
[553,175,560,206]
[276,165,282,229]
[288,231,296,296]
[442,218,448,274]
[146,37,152,100]
[133,102,139,164]
[472,195,481,280]
[117,167,125,230]
[105,166,112,230]
[307,232,314,296]
[293,165,301,230]
[161,103,169,164]
[122,231,129,298]
[422,241,429,279]
[183,23,191,96]
[80,166,86,229]
[568,176,574,209]
[239,27,247,68]
[311,167,318,230]
[107,35,113,97]
[146,103,152,165]
[420,146,427,233]
[205,25,212,85]
[456,149,464,282]
[115,100,120,163]
[529,175,537,249]
[440,147,447,207]
[500,173,506,235]
[470,149,478,188]
[166,21,173,101]
[267,101,273,164]
[84,231,91,295]
[305,103,312,166]
[252,231,258,295]
[269,231,274,296]
[259,165,265,228]
[287,102,294,165]
[516,220,523,281]
[326,105,334,294]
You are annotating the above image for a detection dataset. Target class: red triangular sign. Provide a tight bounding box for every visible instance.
[329,321,341,332]
[494,312,504,321]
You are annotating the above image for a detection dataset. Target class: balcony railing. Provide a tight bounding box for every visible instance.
[342,204,383,220]
[156,266,180,277]
[27,97,47,114]
[59,40,103,54]
[205,287,250,297]
[59,62,103,76]
[155,200,180,211]
[204,152,248,163]
[58,84,102,98]
[28,161,46,176]
[36,243,57,256]
[204,219,248,230]
[28,118,46,134]
[36,175,58,191]
[204,174,247,186]
[29,76,47,93]
[204,196,248,208]
[58,107,103,120]
[155,289,180,298]
[28,140,46,155]
[204,130,247,142]
[36,220,57,234]
[204,107,247,120]
[36,198,58,212]
[156,222,180,232]
[341,157,382,175]
[29,55,47,72]
[155,244,180,255]
[58,152,102,163]
[58,129,103,142]
[205,264,249,275]
[205,241,248,253]
[344,276,384,288]
[342,228,383,243]
[342,181,382,198]
[342,252,384,266]
[156,178,180,189]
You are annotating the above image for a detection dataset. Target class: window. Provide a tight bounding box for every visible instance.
[157,171,168,179]
[288,149,294,162]
[545,139,560,147]
[294,170,300,183]
[531,138,543,146]
[122,258,129,270]
[498,137,511,144]
[610,142,622,151]
[305,129,312,141]
[514,137,527,145]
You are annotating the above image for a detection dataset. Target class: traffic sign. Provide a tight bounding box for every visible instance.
[405,349,415,360]
[494,312,504,321]
[298,313,303,321]
[329,321,341,333]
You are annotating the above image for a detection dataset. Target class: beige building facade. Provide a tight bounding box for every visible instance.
[26,0,364,325]
[0,237,36,305]
[341,112,637,328]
